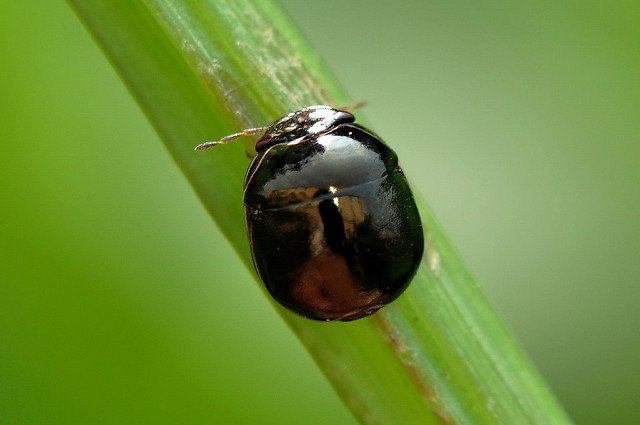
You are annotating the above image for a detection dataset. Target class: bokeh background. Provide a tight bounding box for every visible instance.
[1,1,639,424]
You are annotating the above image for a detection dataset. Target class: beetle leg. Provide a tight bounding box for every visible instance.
[337,100,367,112]
[195,126,268,151]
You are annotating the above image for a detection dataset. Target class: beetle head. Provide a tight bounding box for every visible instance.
[255,105,354,152]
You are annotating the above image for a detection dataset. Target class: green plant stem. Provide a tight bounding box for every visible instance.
[68,1,573,423]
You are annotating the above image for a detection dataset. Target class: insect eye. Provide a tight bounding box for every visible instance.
[333,111,355,125]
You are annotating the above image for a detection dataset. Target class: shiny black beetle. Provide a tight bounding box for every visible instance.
[196,105,423,321]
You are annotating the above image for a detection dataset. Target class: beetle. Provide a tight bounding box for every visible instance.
[196,105,423,321]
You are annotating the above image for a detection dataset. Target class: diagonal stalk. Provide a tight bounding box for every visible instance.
[68,1,573,423]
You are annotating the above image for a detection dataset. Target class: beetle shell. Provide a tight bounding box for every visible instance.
[243,107,423,321]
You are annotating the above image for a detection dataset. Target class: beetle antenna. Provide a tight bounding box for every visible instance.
[195,126,269,151]
[338,100,367,111]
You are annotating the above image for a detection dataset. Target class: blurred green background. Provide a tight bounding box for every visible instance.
[1,1,638,424]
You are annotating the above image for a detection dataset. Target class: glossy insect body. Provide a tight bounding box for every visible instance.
[241,106,423,321]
